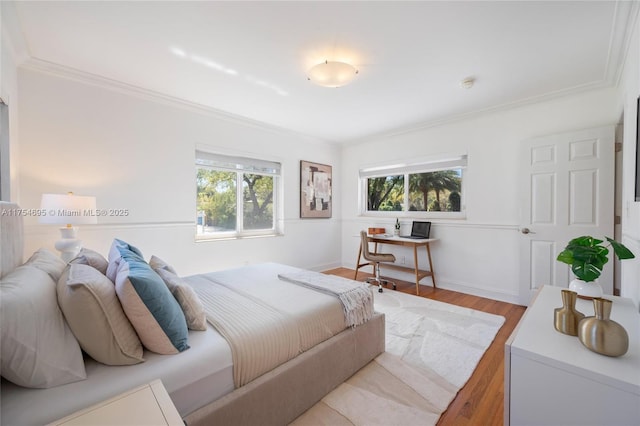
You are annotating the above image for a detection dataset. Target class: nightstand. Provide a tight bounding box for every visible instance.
[47,379,183,426]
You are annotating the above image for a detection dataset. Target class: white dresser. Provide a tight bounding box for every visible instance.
[505,285,640,426]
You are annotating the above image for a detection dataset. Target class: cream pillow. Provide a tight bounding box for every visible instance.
[155,267,207,331]
[57,264,144,365]
[149,255,177,274]
[0,265,86,388]
[70,248,109,275]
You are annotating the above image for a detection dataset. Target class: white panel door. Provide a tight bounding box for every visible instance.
[519,126,615,305]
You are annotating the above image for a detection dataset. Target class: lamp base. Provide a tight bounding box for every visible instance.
[55,227,82,263]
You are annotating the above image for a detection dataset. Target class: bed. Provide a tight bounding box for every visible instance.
[0,202,385,425]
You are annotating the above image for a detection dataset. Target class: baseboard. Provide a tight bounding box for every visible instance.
[432,279,520,305]
[344,263,521,305]
[309,261,343,272]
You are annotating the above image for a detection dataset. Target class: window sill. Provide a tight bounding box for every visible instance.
[359,212,467,220]
[195,232,283,242]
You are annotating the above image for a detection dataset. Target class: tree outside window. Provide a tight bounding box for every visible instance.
[367,175,404,211]
[196,152,279,238]
[362,155,466,217]
[242,173,274,230]
[408,170,462,212]
[197,169,237,232]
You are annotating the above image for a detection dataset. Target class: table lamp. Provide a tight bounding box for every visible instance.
[39,192,97,262]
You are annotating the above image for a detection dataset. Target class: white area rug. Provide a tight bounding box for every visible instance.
[292,289,505,426]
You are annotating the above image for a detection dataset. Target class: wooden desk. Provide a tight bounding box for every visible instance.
[355,235,437,295]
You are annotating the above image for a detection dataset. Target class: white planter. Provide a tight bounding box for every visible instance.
[569,278,603,300]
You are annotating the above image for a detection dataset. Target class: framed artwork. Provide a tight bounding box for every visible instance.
[635,97,640,202]
[300,160,332,218]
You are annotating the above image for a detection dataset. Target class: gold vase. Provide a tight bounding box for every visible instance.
[554,290,584,336]
[578,298,629,357]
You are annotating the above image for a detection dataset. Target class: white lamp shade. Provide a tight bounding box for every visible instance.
[39,193,97,225]
[308,61,358,88]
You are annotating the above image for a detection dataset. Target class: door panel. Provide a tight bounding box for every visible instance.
[569,169,597,224]
[519,126,614,305]
[532,173,555,224]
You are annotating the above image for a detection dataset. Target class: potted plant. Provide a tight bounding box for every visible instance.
[394,218,401,236]
[556,236,635,299]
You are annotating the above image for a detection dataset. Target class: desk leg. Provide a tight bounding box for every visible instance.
[413,245,420,296]
[354,247,362,280]
[426,243,436,288]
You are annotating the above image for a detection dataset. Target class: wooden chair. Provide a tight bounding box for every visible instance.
[359,230,396,293]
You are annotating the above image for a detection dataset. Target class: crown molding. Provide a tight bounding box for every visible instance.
[14,0,637,148]
[606,0,640,87]
[344,0,639,147]
[19,57,337,146]
[344,79,614,147]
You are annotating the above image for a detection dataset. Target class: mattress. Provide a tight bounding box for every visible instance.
[0,324,233,425]
[0,263,347,425]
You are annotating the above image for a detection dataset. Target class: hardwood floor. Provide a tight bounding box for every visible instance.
[323,267,527,426]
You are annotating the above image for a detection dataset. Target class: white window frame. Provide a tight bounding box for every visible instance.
[196,150,283,240]
[359,154,467,219]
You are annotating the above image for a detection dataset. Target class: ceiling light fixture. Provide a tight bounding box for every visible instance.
[307,60,358,88]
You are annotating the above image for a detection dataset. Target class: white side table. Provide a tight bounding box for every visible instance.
[47,379,183,426]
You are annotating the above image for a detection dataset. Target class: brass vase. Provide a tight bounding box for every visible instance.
[578,298,629,357]
[554,290,584,336]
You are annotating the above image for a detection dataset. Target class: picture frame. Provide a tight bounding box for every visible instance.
[300,160,332,218]
[635,96,640,202]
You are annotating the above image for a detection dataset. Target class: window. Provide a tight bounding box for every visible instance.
[360,155,467,217]
[196,150,281,239]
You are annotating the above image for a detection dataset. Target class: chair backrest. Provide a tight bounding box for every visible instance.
[360,230,372,260]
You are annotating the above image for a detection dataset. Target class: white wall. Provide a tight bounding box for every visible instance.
[16,67,343,275]
[618,13,640,309]
[0,2,22,202]
[9,14,638,307]
[340,88,620,304]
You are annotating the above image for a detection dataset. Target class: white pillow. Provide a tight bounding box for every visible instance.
[24,248,67,281]
[0,265,86,388]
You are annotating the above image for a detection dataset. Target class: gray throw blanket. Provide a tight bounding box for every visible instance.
[278,271,374,327]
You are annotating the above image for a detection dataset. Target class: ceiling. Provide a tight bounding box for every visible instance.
[9,1,638,143]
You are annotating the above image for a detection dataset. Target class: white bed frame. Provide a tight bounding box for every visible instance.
[0,201,385,425]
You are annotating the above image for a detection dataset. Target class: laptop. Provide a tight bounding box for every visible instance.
[400,221,431,239]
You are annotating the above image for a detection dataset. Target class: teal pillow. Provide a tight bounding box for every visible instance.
[106,238,145,281]
[114,246,189,354]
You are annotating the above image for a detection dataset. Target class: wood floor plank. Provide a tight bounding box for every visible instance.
[323,267,527,426]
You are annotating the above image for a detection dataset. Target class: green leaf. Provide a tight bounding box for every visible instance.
[571,262,601,282]
[556,250,574,265]
[566,236,602,248]
[606,237,636,260]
